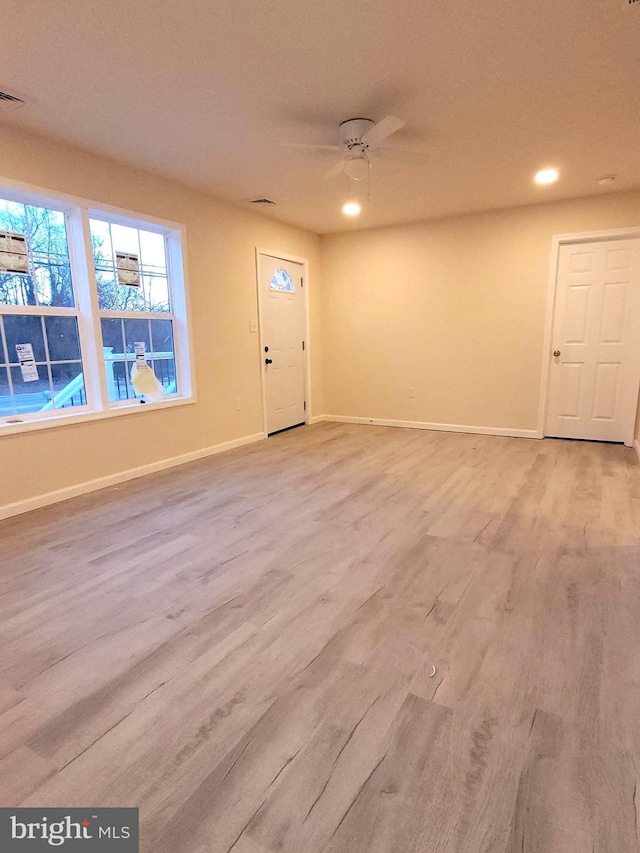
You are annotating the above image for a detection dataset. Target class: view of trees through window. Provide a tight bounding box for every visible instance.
[90,218,170,313]
[0,199,74,308]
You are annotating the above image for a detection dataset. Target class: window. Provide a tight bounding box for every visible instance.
[90,217,178,402]
[0,199,74,308]
[0,198,85,417]
[99,317,176,401]
[0,183,192,431]
[269,268,294,292]
[0,315,85,415]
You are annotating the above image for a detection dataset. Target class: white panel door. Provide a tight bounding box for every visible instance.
[545,238,640,445]
[259,253,306,435]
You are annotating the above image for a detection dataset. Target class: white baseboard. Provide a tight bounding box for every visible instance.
[316,414,540,440]
[634,439,640,463]
[0,415,548,522]
[0,432,265,521]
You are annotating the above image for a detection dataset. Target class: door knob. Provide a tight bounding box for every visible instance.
[264,346,269,353]
[265,358,273,365]
[553,350,561,357]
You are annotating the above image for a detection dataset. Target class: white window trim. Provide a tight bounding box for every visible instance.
[0,175,196,436]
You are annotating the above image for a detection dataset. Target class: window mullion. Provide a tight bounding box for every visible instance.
[0,305,78,316]
[98,310,175,321]
[68,208,108,411]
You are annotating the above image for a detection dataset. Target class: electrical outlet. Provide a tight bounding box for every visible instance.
[249,320,258,333]
[234,397,241,411]
[408,387,416,399]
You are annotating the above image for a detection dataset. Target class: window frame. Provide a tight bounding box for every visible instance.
[0,178,195,435]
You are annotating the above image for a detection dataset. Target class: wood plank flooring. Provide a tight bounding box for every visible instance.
[1,422,640,852]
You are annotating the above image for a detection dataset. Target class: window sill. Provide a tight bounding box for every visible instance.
[0,395,196,437]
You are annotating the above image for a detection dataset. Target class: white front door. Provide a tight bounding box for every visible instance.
[258,253,306,435]
[545,237,640,445]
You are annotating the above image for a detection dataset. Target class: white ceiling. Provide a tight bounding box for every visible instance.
[2,0,640,233]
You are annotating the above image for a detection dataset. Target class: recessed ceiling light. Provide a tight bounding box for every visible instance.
[342,201,361,216]
[534,168,559,185]
[598,175,616,186]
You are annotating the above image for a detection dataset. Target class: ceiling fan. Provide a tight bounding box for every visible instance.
[283,116,413,180]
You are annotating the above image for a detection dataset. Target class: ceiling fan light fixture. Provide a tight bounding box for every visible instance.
[344,154,370,181]
[342,201,361,216]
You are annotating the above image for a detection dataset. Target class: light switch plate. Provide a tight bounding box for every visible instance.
[249,320,258,333]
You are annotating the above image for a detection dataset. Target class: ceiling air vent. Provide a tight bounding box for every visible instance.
[249,198,277,206]
[0,92,24,110]
[0,90,25,111]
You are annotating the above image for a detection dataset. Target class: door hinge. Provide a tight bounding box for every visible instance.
[300,277,304,287]
[304,401,306,410]
[302,340,305,350]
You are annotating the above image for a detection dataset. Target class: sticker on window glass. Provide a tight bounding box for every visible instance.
[116,251,141,287]
[269,268,294,292]
[0,230,29,274]
[15,343,39,382]
[134,341,148,364]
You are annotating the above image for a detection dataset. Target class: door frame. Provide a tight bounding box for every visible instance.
[255,248,311,437]
[538,226,640,446]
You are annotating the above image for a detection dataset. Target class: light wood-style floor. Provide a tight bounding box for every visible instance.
[1,423,640,852]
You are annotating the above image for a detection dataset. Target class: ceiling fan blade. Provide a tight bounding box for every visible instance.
[281,142,343,151]
[324,160,346,179]
[361,116,406,149]
[373,146,427,164]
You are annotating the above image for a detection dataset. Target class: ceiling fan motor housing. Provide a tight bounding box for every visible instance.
[339,118,375,148]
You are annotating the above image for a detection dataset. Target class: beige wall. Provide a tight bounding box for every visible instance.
[321,192,640,439]
[3,122,640,513]
[0,124,323,508]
